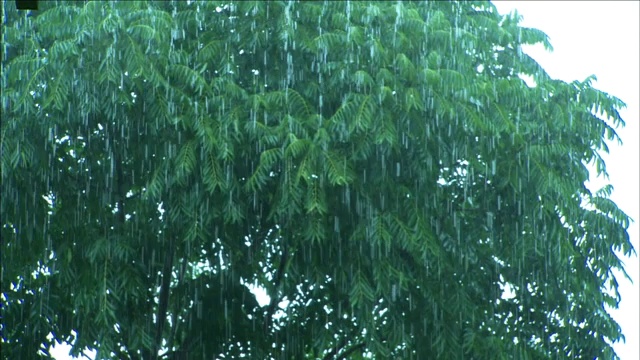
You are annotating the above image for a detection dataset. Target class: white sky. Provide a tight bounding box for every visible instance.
[49,1,639,359]
[491,1,639,359]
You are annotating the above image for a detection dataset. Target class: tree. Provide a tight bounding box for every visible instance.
[1,0,634,359]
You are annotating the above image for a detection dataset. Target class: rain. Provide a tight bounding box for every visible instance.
[1,1,636,359]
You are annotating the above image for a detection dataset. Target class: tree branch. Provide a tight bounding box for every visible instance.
[321,339,348,360]
[152,236,175,360]
[335,342,366,360]
[263,245,289,333]
[167,258,188,355]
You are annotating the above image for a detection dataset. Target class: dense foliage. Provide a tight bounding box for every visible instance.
[1,0,634,359]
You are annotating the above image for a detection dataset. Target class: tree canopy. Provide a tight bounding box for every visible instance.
[1,1,634,359]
